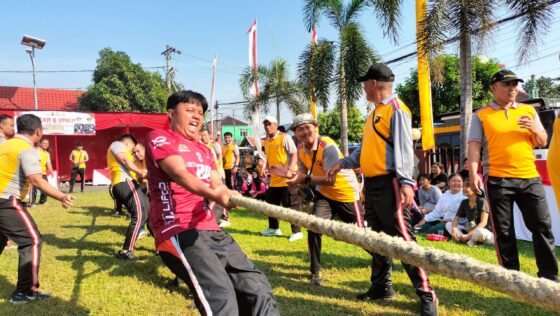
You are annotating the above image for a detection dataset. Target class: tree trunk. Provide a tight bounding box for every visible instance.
[339,48,349,156]
[276,99,281,125]
[459,25,473,169]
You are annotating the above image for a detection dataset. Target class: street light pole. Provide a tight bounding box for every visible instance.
[21,35,46,111]
[26,48,38,110]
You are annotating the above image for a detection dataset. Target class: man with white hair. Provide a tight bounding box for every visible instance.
[271,113,364,285]
[261,116,303,241]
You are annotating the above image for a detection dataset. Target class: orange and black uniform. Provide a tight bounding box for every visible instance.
[30,147,51,205]
[263,131,301,232]
[548,113,560,216]
[339,94,436,302]
[469,102,558,280]
[69,149,88,193]
[134,159,148,194]
[0,135,44,295]
[299,136,364,275]
[222,142,239,190]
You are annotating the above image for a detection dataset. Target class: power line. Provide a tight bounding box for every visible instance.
[385,0,560,65]
[0,66,164,74]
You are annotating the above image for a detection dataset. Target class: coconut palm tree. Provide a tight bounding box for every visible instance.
[419,0,553,162]
[239,58,306,123]
[300,0,394,155]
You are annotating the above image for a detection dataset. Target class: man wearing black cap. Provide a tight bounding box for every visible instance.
[327,63,437,315]
[468,69,558,281]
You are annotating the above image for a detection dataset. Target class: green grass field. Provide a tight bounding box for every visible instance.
[0,190,558,315]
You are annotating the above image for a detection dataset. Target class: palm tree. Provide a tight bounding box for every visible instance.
[419,0,553,162]
[300,0,392,155]
[239,58,306,124]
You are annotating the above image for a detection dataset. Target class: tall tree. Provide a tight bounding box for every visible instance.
[420,0,553,162]
[318,104,364,144]
[80,48,168,113]
[300,0,384,155]
[239,58,305,123]
[397,54,500,125]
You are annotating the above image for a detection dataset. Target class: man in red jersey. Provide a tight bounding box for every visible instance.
[145,90,278,316]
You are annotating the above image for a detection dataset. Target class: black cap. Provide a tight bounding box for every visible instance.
[358,63,395,82]
[491,69,524,84]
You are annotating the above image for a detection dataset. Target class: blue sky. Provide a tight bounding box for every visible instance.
[1,0,559,124]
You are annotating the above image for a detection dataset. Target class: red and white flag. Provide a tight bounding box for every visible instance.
[247,19,264,162]
[311,25,317,44]
[247,19,258,96]
[210,54,217,139]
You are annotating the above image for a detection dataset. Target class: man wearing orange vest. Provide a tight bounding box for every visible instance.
[328,64,437,315]
[69,142,88,193]
[261,116,303,242]
[201,128,230,227]
[30,138,53,206]
[271,113,364,285]
[468,69,558,281]
[0,114,74,303]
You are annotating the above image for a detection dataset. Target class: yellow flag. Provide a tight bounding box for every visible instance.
[416,0,435,150]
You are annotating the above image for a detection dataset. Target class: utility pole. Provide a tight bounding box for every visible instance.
[161,45,182,92]
[232,109,236,144]
[214,101,220,143]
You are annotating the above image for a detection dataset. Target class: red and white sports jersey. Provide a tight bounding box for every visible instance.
[145,129,219,246]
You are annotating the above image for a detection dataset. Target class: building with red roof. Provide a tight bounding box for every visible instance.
[0,86,85,111]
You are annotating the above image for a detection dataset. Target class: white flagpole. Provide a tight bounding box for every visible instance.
[247,19,264,163]
[210,54,217,139]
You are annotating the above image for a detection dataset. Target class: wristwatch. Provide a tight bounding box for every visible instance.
[304,175,311,184]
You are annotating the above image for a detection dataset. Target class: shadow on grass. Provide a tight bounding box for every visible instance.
[0,275,90,315]
[255,249,370,269]
[341,270,556,315]
[59,224,140,238]
[228,208,268,220]
[222,227,270,237]
[68,205,116,217]
[42,210,178,307]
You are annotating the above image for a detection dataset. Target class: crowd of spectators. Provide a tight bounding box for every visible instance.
[412,164,493,247]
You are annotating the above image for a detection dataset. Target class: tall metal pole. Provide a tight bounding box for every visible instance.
[28,47,38,110]
[214,101,220,143]
[233,109,236,143]
[161,45,182,93]
[164,45,171,91]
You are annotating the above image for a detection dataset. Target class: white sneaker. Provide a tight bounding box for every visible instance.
[261,228,282,236]
[289,232,304,242]
[137,229,147,240]
[218,220,231,228]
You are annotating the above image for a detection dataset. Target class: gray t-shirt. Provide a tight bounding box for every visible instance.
[418,185,442,210]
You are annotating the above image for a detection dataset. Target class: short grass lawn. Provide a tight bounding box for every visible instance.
[0,190,558,315]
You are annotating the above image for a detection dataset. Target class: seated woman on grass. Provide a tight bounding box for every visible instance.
[447,178,494,246]
[414,174,466,235]
[249,171,267,200]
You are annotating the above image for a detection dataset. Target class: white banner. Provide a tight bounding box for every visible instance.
[18,111,96,135]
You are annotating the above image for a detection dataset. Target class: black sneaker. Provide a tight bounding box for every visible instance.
[10,291,51,304]
[356,286,396,301]
[421,296,438,316]
[311,273,324,286]
[116,250,137,260]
